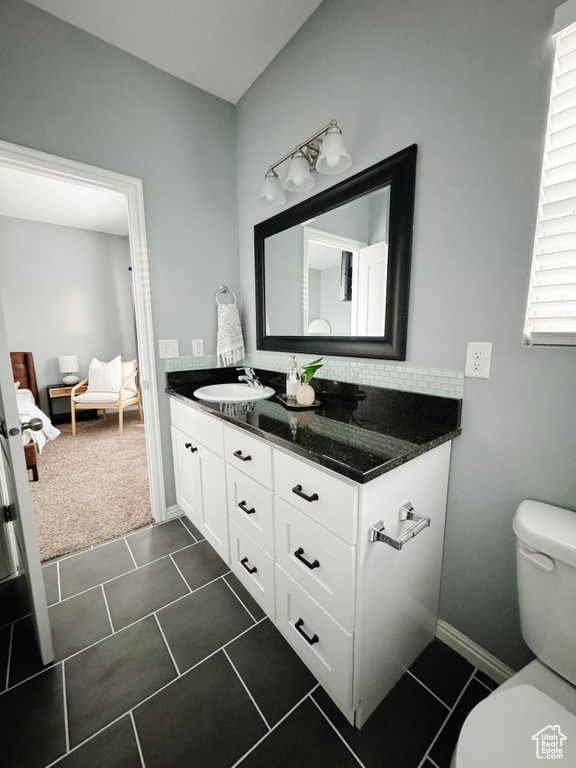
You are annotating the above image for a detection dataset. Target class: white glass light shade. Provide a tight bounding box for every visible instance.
[259,170,286,205]
[283,151,316,192]
[316,126,352,175]
[58,355,79,373]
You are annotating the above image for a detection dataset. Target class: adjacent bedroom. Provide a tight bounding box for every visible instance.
[0,168,153,561]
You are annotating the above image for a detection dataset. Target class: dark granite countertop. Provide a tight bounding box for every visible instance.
[166,368,462,484]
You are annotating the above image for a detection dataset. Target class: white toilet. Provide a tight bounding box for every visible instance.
[453,500,576,767]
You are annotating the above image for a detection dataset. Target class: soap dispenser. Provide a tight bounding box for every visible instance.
[286,355,301,399]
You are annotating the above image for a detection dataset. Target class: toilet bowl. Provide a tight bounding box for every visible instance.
[453,500,576,767]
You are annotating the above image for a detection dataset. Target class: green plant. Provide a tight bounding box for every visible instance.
[300,357,323,384]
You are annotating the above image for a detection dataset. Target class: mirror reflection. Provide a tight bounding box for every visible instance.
[265,187,390,337]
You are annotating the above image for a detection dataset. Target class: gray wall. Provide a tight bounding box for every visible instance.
[0,0,239,505]
[0,216,135,409]
[236,0,576,669]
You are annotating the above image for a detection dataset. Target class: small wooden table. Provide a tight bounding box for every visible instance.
[45,384,98,425]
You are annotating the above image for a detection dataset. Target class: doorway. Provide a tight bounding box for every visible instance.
[0,140,166,555]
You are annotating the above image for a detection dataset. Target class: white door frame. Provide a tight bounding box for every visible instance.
[0,139,166,522]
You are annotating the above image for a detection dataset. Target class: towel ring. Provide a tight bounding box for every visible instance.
[215,285,237,305]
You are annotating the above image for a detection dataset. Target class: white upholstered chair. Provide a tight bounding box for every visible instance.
[71,358,143,436]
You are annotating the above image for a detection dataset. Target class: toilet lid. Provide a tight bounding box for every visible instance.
[455,684,576,767]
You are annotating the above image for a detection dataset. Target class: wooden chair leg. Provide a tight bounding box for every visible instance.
[119,407,124,435]
[102,409,107,421]
[31,464,38,482]
[138,390,144,422]
[71,400,77,436]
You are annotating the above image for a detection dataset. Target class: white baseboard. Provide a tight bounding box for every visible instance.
[436,619,515,685]
[165,504,183,520]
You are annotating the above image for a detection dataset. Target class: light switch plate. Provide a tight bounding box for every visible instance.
[159,339,179,359]
[465,342,492,379]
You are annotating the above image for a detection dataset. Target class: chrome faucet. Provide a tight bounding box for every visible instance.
[236,367,263,388]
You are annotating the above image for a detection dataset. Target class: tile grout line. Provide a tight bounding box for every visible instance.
[125,537,140,570]
[168,553,192,594]
[229,684,323,768]
[0,614,30,632]
[57,560,62,603]
[416,669,476,768]
[153,613,181,677]
[426,757,442,768]
[5,622,14,690]
[61,662,70,753]
[473,671,496,693]
[129,710,147,768]
[42,711,134,768]
[223,647,271,731]
[56,542,200,606]
[222,574,260,623]
[310,694,368,768]
[100,584,115,635]
[406,668,452,710]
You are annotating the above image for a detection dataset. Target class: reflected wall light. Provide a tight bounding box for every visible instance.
[259,119,352,205]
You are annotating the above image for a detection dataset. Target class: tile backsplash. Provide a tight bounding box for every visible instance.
[166,352,464,398]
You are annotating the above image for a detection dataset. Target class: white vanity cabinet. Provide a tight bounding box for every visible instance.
[170,399,229,562]
[169,395,453,728]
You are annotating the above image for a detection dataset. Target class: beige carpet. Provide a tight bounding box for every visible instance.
[30,409,154,562]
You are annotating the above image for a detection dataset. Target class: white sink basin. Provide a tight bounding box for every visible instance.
[193,383,275,403]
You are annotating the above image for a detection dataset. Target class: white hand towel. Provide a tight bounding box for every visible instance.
[217,302,245,367]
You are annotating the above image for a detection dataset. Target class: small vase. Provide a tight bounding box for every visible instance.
[296,383,315,406]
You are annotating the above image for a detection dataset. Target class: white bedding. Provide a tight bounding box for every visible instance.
[16,388,60,452]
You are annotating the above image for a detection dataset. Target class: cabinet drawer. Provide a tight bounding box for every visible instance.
[275,498,356,631]
[274,450,358,544]
[224,425,273,488]
[275,566,353,709]
[227,466,274,557]
[170,398,224,456]
[229,519,275,618]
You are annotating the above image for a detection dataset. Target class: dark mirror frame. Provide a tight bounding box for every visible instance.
[255,144,417,360]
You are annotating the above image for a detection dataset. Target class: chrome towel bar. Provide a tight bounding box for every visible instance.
[369,502,430,550]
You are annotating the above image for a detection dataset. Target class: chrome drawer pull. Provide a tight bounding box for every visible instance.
[294,547,320,570]
[233,450,252,462]
[238,500,256,515]
[292,484,319,503]
[240,556,257,574]
[295,618,319,645]
[369,502,430,550]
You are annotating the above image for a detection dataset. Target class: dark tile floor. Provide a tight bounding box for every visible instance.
[0,517,496,768]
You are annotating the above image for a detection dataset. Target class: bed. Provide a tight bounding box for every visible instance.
[10,351,60,481]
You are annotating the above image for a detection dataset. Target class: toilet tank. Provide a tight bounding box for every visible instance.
[514,500,576,687]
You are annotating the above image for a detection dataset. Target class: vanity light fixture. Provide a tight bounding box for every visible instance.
[259,119,352,205]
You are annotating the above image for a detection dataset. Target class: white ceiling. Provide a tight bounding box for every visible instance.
[0,167,129,236]
[24,0,324,104]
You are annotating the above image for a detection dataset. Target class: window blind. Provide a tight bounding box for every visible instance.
[525,22,576,345]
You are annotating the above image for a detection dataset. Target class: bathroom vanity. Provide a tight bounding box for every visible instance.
[167,369,461,728]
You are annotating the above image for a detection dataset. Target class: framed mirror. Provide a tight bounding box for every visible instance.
[255,144,417,360]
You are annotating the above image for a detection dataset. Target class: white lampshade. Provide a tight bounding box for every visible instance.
[58,355,79,373]
[284,150,316,192]
[316,125,352,175]
[259,169,286,205]
[58,355,79,385]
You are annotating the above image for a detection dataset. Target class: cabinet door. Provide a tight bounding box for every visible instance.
[171,425,200,526]
[197,443,229,564]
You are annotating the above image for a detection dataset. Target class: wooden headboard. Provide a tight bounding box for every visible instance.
[10,352,39,403]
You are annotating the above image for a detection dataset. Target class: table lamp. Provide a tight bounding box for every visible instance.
[58,355,79,385]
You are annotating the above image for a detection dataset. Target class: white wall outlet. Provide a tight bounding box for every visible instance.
[465,342,493,379]
[159,339,179,359]
[192,339,204,357]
